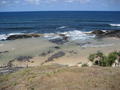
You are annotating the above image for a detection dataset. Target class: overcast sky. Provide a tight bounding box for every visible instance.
[0,0,120,12]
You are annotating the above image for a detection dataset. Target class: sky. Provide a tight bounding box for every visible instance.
[0,0,120,12]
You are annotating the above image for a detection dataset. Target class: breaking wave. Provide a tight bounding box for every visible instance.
[110,24,120,27]
[0,33,24,40]
[44,30,95,40]
[0,30,95,41]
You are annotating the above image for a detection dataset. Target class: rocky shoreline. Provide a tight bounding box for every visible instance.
[0,30,120,75]
[91,30,120,38]
[2,30,120,41]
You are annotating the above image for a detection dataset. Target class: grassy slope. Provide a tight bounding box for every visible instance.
[0,65,120,90]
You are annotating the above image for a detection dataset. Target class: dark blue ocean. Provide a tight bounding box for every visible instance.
[0,11,120,35]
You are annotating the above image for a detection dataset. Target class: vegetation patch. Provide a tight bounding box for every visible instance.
[88,51,120,67]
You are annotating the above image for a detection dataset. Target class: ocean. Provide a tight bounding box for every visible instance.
[0,11,120,40]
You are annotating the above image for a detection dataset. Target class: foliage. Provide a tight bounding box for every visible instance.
[88,51,120,67]
[88,54,96,62]
[88,51,104,62]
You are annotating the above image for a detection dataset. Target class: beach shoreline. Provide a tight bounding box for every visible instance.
[0,30,120,69]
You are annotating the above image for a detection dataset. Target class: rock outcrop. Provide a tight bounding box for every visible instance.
[6,34,43,40]
[91,30,120,38]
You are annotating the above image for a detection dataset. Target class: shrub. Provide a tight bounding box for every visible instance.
[99,56,107,66]
[106,51,118,66]
[88,54,96,62]
[88,51,120,67]
[96,51,104,58]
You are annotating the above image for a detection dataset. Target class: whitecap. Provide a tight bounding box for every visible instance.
[110,24,120,27]
[57,26,67,29]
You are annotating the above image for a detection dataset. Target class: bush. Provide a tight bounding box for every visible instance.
[88,51,104,61]
[106,51,118,66]
[88,51,120,67]
[88,54,96,62]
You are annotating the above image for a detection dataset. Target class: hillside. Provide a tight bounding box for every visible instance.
[0,65,120,90]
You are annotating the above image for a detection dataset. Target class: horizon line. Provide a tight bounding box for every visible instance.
[0,10,120,13]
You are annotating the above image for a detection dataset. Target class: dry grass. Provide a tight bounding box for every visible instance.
[0,65,120,90]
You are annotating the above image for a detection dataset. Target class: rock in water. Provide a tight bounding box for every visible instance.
[91,30,120,38]
[103,30,120,38]
[91,30,105,35]
[6,34,42,40]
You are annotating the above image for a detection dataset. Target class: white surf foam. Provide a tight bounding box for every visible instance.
[61,30,95,40]
[0,34,8,40]
[0,33,24,40]
[44,33,62,40]
[57,26,67,29]
[44,30,95,41]
[110,24,120,27]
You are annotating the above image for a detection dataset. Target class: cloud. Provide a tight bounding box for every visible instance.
[65,0,90,3]
[25,0,91,4]
[1,0,120,6]
[0,0,20,6]
[25,0,40,5]
[0,0,91,6]
[1,0,119,6]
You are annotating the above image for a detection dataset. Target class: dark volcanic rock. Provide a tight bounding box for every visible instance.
[15,56,32,62]
[91,30,105,35]
[0,67,23,75]
[0,51,9,54]
[46,51,65,62]
[103,30,120,38]
[6,34,42,40]
[91,30,120,38]
[54,46,61,49]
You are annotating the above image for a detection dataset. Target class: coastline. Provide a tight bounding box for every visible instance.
[0,30,120,68]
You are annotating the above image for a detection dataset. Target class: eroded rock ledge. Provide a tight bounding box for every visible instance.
[6,34,43,40]
[91,30,120,38]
